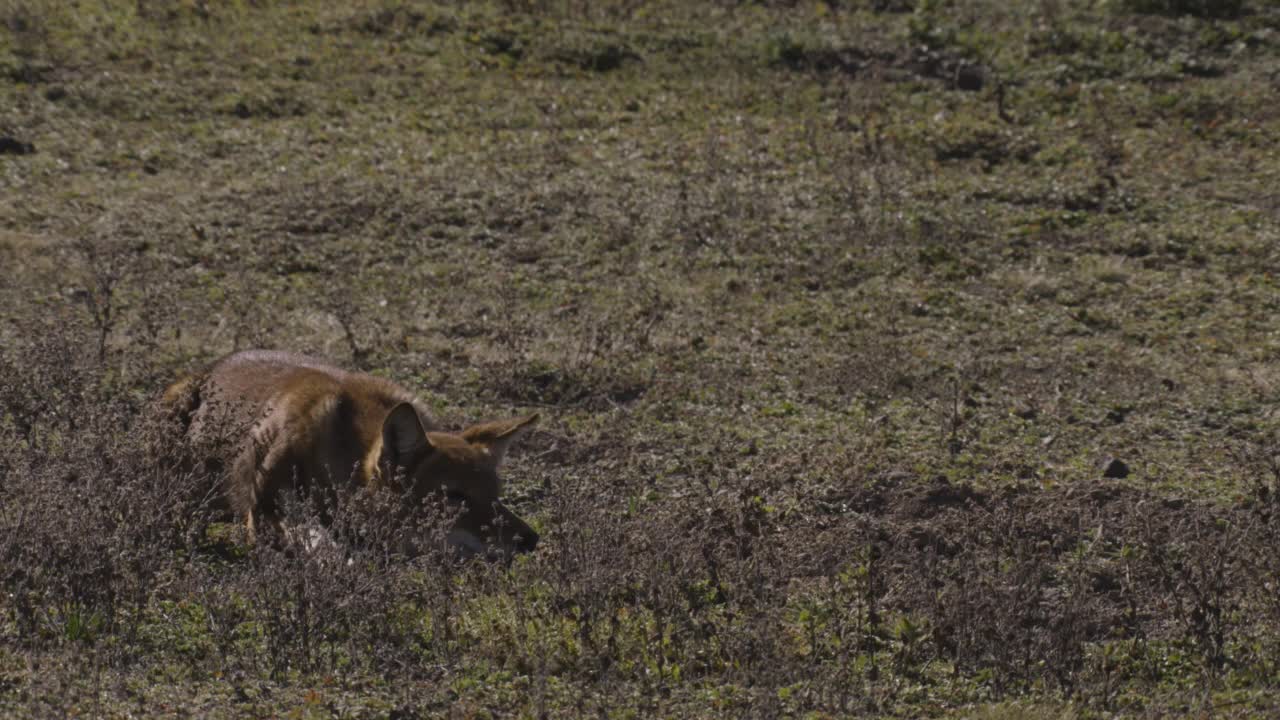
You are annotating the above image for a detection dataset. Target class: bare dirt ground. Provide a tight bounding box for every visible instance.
[3,1,1280,717]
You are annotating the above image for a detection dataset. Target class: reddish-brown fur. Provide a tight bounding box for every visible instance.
[163,350,539,556]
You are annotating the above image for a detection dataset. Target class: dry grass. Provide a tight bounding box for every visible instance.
[3,0,1280,716]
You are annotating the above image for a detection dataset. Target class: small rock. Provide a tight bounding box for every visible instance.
[883,470,913,484]
[0,136,35,155]
[1102,458,1130,479]
[956,64,986,91]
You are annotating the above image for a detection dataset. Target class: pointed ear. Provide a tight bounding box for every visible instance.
[381,402,430,468]
[461,413,539,466]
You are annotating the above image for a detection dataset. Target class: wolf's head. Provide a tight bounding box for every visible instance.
[379,405,540,558]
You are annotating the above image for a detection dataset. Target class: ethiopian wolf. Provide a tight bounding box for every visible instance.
[162,350,539,557]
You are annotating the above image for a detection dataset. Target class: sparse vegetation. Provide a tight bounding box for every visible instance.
[3,0,1280,716]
